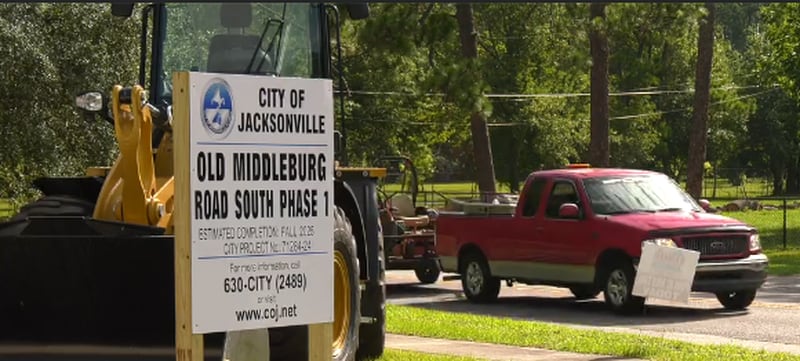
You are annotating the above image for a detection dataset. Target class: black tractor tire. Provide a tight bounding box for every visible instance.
[267,207,360,361]
[356,223,386,360]
[331,207,361,361]
[460,252,500,303]
[569,286,601,300]
[601,261,645,315]
[715,290,757,310]
[11,195,95,221]
[414,258,441,284]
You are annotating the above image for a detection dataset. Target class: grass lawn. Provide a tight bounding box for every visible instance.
[372,349,484,361]
[720,209,800,276]
[386,304,800,361]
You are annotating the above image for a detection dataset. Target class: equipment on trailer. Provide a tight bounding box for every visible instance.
[376,156,440,284]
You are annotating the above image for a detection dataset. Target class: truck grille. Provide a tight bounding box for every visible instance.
[681,236,748,256]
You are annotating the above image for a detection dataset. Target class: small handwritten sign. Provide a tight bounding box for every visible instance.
[632,243,700,303]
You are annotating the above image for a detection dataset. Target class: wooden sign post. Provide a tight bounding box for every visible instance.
[172,71,336,361]
[174,72,205,361]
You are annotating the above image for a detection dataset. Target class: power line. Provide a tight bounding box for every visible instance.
[483,87,780,126]
[339,84,775,99]
[343,87,779,127]
[609,87,779,121]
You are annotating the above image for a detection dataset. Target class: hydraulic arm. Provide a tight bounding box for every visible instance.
[93,85,174,232]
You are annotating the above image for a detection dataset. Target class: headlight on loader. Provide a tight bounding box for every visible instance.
[76,91,104,112]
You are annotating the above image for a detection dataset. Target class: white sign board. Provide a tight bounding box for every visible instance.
[188,72,334,334]
[632,243,700,303]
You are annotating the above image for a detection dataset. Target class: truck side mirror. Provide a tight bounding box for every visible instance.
[698,199,712,212]
[558,203,580,219]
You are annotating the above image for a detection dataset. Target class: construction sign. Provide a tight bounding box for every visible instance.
[174,71,334,335]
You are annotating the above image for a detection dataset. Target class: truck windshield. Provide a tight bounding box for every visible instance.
[583,175,701,215]
[159,3,322,100]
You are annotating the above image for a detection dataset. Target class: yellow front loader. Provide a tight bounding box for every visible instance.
[0,3,386,361]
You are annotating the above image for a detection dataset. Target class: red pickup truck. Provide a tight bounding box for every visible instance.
[436,167,768,314]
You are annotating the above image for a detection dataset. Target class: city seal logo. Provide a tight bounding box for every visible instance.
[201,78,235,139]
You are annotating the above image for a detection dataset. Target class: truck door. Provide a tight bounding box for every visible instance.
[504,176,547,262]
[487,176,547,279]
[533,179,593,283]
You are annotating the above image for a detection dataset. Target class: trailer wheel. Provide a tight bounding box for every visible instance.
[414,258,440,284]
[460,253,500,303]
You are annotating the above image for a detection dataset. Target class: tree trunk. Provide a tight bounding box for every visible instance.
[456,4,497,199]
[509,131,520,193]
[771,162,785,196]
[589,3,610,168]
[686,3,715,199]
[788,155,800,194]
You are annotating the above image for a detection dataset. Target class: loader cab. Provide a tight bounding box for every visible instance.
[116,2,367,105]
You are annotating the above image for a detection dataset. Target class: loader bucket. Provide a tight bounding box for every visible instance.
[0,216,176,345]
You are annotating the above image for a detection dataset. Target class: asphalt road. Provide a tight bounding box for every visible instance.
[386,271,800,354]
[1,272,797,360]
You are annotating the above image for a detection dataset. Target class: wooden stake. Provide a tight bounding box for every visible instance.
[173,71,204,361]
[308,323,332,361]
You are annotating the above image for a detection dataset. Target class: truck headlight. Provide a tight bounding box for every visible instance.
[641,238,676,249]
[749,234,762,252]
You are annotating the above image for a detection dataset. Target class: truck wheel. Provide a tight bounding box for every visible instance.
[414,258,440,284]
[715,290,757,310]
[569,286,600,300]
[601,261,644,314]
[460,253,500,303]
[356,224,386,360]
[266,206,360,361]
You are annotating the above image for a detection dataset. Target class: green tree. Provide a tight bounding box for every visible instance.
[606,3,700,171]
[0,4,139,208]
[475,3,589,190]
